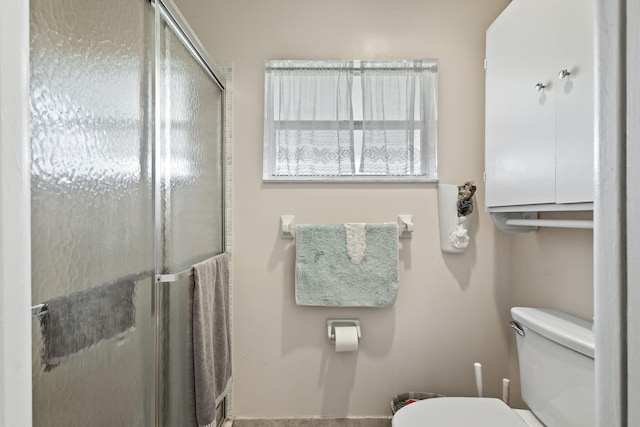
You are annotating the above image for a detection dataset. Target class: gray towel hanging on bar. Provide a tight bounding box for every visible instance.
[38,279,136,370]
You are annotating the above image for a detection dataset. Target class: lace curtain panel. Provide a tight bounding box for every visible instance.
[360,60,437,176]
[263,59,438,181]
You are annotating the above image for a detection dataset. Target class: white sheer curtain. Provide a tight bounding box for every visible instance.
[359,60,437,177]
[264,60,355,177]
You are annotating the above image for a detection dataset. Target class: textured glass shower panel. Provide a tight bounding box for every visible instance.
[30,0,155,425]
[158,21,224,273]
[156,9,224,425]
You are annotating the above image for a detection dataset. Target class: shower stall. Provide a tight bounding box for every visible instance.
[29,0,227,425]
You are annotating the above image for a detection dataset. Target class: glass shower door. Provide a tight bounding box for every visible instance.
[30,0,156,425]
[30,0,225,425]
[155,4,225,425]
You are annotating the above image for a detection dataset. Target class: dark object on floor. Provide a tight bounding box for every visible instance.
[391,392,446,414]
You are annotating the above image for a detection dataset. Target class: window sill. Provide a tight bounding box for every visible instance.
[263,176,439,184]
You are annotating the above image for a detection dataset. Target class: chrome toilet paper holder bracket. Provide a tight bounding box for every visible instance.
[327,319,361,343]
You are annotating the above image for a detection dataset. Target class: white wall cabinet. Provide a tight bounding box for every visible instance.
[485,0,594,209]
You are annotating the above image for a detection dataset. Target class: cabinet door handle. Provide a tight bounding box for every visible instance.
[558,69,571,79]
[535,82,546,92]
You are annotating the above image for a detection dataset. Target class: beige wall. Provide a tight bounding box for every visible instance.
[172,0,597,418]
[512,212,594,320]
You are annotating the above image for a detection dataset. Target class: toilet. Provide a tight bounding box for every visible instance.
[392,307,595,427]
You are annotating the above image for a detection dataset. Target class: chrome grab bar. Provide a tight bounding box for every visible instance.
[31,267,196,318]
[155,268,194,284]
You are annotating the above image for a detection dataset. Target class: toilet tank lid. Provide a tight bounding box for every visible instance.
[511,307,595,359]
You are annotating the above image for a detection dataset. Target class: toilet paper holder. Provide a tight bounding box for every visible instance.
[327,319,361,344]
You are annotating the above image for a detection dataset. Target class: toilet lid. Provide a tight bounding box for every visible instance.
[392,397,529,427]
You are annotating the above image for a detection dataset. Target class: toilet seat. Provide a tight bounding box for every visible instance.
[391,397,532,427]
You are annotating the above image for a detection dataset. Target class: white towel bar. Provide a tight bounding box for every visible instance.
[491,212,593,232]
[504,219,593,229]
[280,214,414,239]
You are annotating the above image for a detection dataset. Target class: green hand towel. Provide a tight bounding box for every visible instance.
[295,223,399,307]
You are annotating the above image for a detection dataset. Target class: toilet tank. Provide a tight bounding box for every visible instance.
[511,307,595,427]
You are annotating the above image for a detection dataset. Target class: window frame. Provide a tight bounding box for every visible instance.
[262,59,439,183]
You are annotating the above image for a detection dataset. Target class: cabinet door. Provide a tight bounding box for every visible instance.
[554,0,594,204]
[485,0,558,207]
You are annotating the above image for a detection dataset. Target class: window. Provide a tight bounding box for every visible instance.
[263,59,438,182]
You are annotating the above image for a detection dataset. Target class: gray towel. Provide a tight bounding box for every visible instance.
[295,223,399,307]
[39,279,135,370]
[188,253,232,427]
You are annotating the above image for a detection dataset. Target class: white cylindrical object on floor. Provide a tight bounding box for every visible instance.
[334,326,359,352]
[474,362,483,397]
[502,378,510,405]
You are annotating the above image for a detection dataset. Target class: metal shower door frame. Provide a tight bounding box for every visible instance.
[150,1,227,425]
